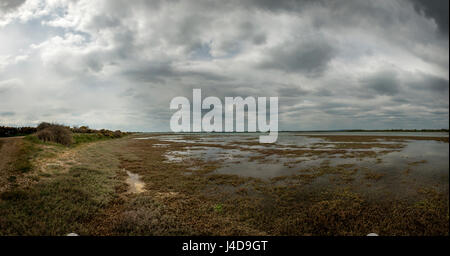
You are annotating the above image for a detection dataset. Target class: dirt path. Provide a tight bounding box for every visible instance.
[0,137,24,192]
[34,144,84,175]
[0,137,24,171]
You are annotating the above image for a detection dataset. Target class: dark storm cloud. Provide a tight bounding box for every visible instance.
[428,77,449,93]
[0,0,25,12]
[241,0,320,13]
[122,61,229,84]
[259,39,336,75]
[414,74,449,93]
[312,88,333,97]
[407,73,449,98]
[410,0,449,36]
[277,86,310,97]
[122,62,175,83]
[89,15,122,29]
[360,70,400,96]
[0,0,448,130]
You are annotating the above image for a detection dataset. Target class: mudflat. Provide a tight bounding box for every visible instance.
[0,133,448,235]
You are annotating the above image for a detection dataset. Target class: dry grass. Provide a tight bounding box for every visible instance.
[104,136,448,235]
[364,171,385,181]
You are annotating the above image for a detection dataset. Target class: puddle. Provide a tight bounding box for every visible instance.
[152,133,448,196]
[125,169,145,193]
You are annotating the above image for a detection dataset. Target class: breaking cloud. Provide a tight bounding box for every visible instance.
[0,0,448,131]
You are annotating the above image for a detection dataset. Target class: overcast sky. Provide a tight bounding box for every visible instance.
[0,0,448,131]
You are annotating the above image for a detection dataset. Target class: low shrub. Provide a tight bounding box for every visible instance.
[73,133,106,144]
[37,122,53,131]
[36,123,73,146]
[72,130,126,145]
[20,122,127,146]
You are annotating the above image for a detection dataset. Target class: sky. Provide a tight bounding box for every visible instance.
[0,0,448,131]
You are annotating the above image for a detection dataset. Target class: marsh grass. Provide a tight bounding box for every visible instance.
[112,136,448,235]
[364,171,385,181]
[0,133,448,235]
[73,133,114,145]
[13,139,38,173]
[0,136,124,235]
[0,165,117,235]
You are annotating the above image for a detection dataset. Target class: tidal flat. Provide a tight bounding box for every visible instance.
[125,132,449,235]
[0,132,448,235]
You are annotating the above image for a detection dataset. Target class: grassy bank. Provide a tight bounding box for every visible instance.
[72,133,123,145]
[0,137,125,235]
[0,137,38,193]
[12,139,36,174]
[0,166,117,235]
[0,126,131,235]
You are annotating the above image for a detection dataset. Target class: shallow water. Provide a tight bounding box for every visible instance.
[136,132,449,196]
[125,169,145,193]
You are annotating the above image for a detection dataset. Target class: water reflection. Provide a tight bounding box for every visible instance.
[136,133,449,195]
[125,169,145,193]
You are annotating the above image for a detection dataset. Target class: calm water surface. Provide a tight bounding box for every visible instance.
[137,132,449,197]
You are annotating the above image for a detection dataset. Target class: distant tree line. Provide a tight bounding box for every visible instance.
[342,129,449,132]
[282,129,449,133]
[1,123,129,146]
[70,125,125,137]
[0,126,37,137]
[35,122,128,145]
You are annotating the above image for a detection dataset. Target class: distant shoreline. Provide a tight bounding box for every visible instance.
[135,129,449,134]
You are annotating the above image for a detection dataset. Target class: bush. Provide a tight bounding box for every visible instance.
[113,130,123,138]
[37,122,53,131]
[36,123,73,146]
[31,122,127,146]
[73,133,105,144]
[71,126,95,134]
[0,126,37,137]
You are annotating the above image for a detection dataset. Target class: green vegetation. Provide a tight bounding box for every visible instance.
[0,123,130,235]
[214,203,223,212]
[0,132,448,235]
[2,122,128,146]
[0,153,120,235]
[36,123,73,146]
[0,126,37,137]
[12,140,37,173]
[73,132,124,145]
[24,122,128,146]
[111,136,448,235]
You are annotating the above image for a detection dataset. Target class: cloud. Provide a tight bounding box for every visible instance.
[0,0,26,13]
[415,73,449,93]
[0,111,14,116]
[360,70,400,96]
[410,0,449,36]
[277,85,310,97]
[0,0,448,130]
[259,37,336,75]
